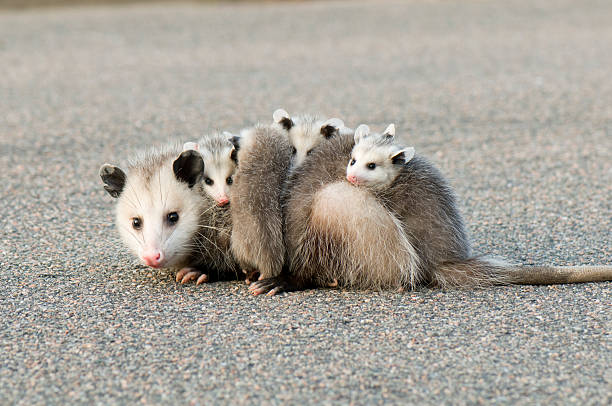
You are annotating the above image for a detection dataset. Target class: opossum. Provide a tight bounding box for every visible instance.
[249,129,612,295]
[99,145,238,285]
[273,108,346,167]
[182,132,237,207]
[346,123,415,189]
[228,124,293,283]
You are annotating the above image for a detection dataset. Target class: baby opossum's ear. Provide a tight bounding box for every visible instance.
[99,164,126,198]
[320,118,344,139]
[383,124,396,139]
[183,141,199,152]
[225,132,241,150]
[273,108,294,131]
[354,124,370,144]
[173,150,204,188]
[225,132,241,163]
[391,147,415,165]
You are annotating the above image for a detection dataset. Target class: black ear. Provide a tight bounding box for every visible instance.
[228,135,241,151]
[173,150,204,188]
[320,124,339,139]
[279,117,294,131]
[99,164,126,198]
[320,118,344,139]
[273,109,294,131]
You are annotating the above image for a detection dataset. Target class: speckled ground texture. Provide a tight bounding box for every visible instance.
[1,0,611,404]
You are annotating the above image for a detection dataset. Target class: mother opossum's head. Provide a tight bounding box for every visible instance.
[99,150,205,269]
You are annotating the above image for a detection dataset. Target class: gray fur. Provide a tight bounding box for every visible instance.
[229,124,292,280]
[250,132,612,294]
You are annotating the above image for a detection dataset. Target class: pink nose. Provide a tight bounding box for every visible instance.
[217,197,229,207]
[142,250,163,268]
[347,174,357,184]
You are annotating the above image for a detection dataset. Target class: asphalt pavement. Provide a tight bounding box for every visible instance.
[0,0,610,404]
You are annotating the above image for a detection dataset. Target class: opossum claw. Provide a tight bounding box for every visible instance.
[176,267,193,282]
[176,267,208,284]
[196,274,209,285]
[249,276,289,296]
[181,271,201,284]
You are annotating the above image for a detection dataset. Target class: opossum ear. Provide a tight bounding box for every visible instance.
[182,141,199,152]
[227,134,240,163]
[99,164,126,198]
[173,150,204,188]
[320,118,344,139]
[391,147,415,165]
[226,133,241,151]
[354,124,370,144]
[273,108,294,131]
[382,124,395,139]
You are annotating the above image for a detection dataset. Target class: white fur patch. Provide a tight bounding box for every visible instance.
[273,108,290,123]
[116,161,204,269]
[383,123,395,137]
[354,124,370,144]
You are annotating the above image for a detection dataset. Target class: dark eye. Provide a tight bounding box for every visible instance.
[132,217,142,230]
[350,158,356,166]
[204,177,213,185]
[167,212,179,224]
[291,147,297,156]
[306,149,313,156]
[226,177,233,185]
[367,163,376,170]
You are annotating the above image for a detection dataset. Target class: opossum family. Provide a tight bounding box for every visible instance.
[100,109,612,294]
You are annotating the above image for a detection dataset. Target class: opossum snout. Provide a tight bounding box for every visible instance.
[347,174,358,184]
[142,250,164,268]
[216,198,229,207]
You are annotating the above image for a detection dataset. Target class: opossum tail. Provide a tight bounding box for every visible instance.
[507,265,612,285]
[433,257,612,288]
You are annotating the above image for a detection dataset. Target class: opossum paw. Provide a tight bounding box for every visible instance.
[248,276,288,296]
[176,267,209,284]
[327,279,339,288]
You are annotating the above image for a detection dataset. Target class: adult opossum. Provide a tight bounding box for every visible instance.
[250,127,612,295]
[99,145,238,284]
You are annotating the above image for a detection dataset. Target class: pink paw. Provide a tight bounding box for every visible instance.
[176,268,209,285]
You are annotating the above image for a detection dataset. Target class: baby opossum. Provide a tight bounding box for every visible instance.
[99,145,238,285]
[273,108,347,167]
[346,123,415,189]
[182,133,237,207]
[250,129,612,295]
[228,124,293,283]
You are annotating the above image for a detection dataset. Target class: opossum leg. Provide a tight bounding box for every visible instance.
[249,275,294,296]
[176,267,209,284]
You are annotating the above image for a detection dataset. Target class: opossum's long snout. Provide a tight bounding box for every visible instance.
[346,174,358,184]
[216,197,230,207]
[142,250,164,268]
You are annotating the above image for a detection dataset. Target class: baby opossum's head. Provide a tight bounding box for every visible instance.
[99,148,205,269]
[183,133,237,207]
[347,124,415,189]
[273,108,345,167]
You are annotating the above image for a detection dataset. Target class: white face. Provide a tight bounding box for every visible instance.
[346,133,415,189]
[288,123,323,167]
[346,141,401,189]
[274,110,344,167]
[116,166,203,269]
[201,148,236,207]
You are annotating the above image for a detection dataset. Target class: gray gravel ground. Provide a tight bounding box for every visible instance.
[1,0,611,404]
